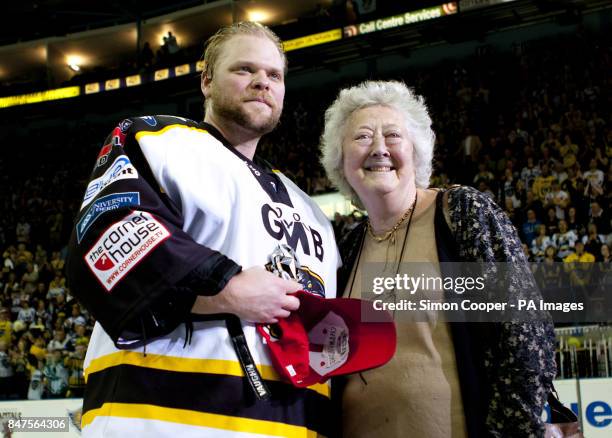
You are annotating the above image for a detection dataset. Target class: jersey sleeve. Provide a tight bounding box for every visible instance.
[66,117,241,346]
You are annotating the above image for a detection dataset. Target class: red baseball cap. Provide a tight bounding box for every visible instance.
[257,291,396,388]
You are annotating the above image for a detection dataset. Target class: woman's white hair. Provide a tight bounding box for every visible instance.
[320,80,435,203]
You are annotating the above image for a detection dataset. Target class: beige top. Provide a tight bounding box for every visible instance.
[342,190,467,438]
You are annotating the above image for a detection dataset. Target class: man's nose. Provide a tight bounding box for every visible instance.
[251,70,270,90]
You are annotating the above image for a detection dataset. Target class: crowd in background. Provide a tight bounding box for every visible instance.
[0,26,609,400]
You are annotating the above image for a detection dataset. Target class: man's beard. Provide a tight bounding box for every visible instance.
[210,90,281,136]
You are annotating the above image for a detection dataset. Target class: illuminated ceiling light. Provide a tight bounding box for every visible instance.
[247,10,270,23]
[66,55,84,72]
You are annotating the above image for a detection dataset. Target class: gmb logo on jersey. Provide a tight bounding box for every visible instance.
[261,204,324,262]
[81,155,138,210]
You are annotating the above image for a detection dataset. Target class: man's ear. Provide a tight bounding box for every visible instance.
[201,72,212,98]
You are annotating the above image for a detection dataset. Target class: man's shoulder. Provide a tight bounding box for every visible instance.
[119,115,202,135]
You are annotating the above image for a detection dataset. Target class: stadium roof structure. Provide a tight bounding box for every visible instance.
[0,0,608,109]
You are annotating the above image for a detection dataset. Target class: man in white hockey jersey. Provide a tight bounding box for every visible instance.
[67,22,339,437]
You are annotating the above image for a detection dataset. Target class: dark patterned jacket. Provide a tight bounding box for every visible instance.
[337,186,556,438]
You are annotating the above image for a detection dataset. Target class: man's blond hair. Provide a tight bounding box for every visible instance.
[202,21,287,81]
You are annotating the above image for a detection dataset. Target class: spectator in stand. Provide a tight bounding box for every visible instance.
[536,245,562,290]
[504,198,522,230]
[593,146,608,170]
[34,245,46,265]
[0,309,11,346]
[496,148,514,175]
[64,303,86,332]
[47,328,69,352]
[566,206,583,235]
[21,263,38,295]
[540,131,561,156]
[46,204,64,249]
[34,299,51,329]
[16,244,33,267]
[532,163,556,202]
[3,246,16,271]
[589,201,610,235]
[553,220,578,259]
[531,224,552,262]
[521,156,540,191]
[544,181,570,220]
[552,161,568,185]
[0,340,13,399]
[562,165,581,195]
[563,241,596,286]
[30,336,47,360]
[473,162,495,186]
[559,134,578,169]
[583,158,605,188]
[522,209,541,247]
[10,337,30,399]
[46,272,65,299]
[50,292,68,321]
[31,282,46,303]
[15,216,31,244]
[65,342,86,397]
[43,348,68,398]
[457,126,481,170]
[163,31,180,55]
[49,251,64,272]
[16,299,35,325]
[521,243,533,262]
[27,360,44,400]
[544,207,559,235]
[599,244,611,263]
[582,223,606,256]
[3,272,18,295]
[524,190,544,219]
[67,322,89,351]
[477,180,495,200]
[139,42,154,69]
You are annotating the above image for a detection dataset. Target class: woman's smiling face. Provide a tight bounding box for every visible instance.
[342,105,415,203]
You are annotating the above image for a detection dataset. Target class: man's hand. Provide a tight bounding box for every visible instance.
[191,267,302,323]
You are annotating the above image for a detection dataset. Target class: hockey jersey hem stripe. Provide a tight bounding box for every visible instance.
[81,402,319,437]
[84,351,330,397]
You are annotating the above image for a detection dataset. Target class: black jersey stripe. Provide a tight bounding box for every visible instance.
[83,364,333,435]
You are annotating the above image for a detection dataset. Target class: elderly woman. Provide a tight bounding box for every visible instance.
[320,81,555,437]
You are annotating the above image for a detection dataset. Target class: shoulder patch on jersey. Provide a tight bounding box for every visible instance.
[76,192,141,243]
[84,210,170,292]
[81,155,138,210]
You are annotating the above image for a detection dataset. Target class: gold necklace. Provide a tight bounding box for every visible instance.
[367,195,417,244]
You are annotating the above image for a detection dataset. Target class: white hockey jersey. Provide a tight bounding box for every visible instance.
[67,116,339,437]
